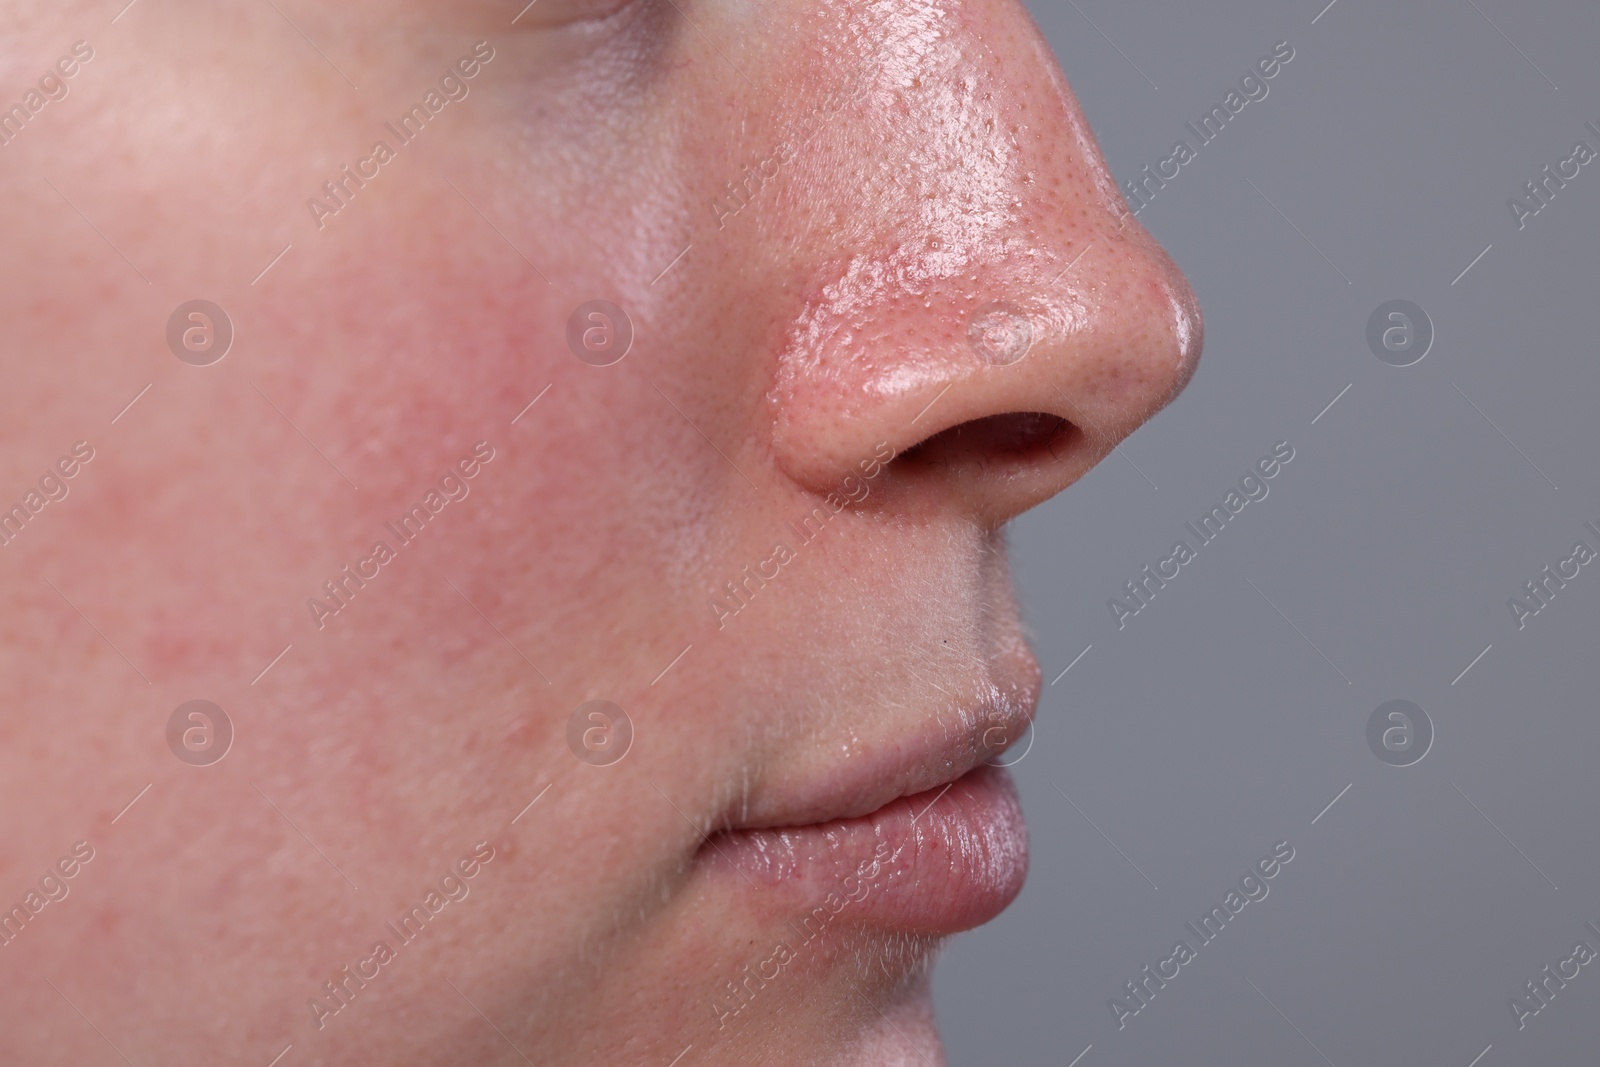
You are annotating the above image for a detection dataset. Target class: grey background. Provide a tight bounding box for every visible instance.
[934,1,1600,1064]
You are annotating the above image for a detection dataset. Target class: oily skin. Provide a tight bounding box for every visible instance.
[0,1,1198,1064]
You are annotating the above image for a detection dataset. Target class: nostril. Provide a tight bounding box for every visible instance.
[898,412,1077,474]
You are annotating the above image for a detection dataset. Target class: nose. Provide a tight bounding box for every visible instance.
[767,1,1201,528]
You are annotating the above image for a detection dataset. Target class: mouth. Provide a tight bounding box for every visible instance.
[699,763,1028,934]
[693,671,1037,935]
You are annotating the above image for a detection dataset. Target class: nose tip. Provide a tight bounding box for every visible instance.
[770,218,1203,526]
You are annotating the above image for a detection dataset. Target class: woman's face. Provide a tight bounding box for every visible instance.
[0,1,1198,1063]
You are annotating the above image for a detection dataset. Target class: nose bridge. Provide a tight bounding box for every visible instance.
[765,0,1201,514]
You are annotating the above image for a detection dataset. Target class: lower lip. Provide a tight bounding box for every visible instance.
[697,763,1028,934]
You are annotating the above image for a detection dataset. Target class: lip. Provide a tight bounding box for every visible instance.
[699,763,1028,934]
[693,660,1038,934]
[722,665,1040,832]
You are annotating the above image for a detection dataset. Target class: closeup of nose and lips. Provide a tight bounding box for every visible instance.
[712,10,1209,842]
[693,15,1210,882]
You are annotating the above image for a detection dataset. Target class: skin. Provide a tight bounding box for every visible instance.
[0,1,1199,1064]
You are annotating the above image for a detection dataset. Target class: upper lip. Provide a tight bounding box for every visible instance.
[715,659,1039,833]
